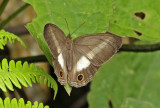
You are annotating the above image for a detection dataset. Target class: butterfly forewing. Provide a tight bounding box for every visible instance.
[44,24,67,58]
[73,33,122,66]
[44,24,68,85]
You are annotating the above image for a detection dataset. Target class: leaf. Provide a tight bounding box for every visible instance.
[88,52,160,108]
[23,0,118,93]
[109,0,160,41]
[23,0,160,64]
[0,30,26,49]
[23,0,116,64]
[120,98,155,108]
[0,59,58,99]
[64,83,72,96]
[0,97,49,108]
[23,0,160,98]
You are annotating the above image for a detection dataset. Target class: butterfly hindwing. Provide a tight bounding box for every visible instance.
[68,47,100,87]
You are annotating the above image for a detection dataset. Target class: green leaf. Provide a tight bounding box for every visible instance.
[0,97,49,108]
[26,101,32,108]
[120,98,155,108]
[88,52,160,108]
[109,0,160,41]
[11,98,18,108]
[23,0,116,65]
[64,83,72,96]
[0,59,58,99]
[18,98,25,108]
[23,0,118,93]
[23,0,160,99]
[33,101,38,108]
[4,98,11,108]
[0,30,26,49]
[23,0,160,64]
[0,98,4,108]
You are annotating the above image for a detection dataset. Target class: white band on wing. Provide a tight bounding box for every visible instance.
[77,56,90,72]
[58,53,64,68]
[87,41,107,59]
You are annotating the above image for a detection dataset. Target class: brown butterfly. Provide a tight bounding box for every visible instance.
[44,23,122,88]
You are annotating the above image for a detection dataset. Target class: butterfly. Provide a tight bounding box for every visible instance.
[44,23,122,88]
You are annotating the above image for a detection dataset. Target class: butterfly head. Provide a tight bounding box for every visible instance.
[67,34,72,39]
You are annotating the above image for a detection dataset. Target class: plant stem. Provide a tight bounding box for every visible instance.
[0,3,29,29]
[13,55,48,63]
[0,0,9,16]
[1,43,160,64]
[120,43,160,52]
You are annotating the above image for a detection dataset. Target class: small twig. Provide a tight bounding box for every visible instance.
[1,43,160,64]
[13,43,160,63]
[13,55,47,63]
[0,3,29,29]
[0,0,9,16]
[0,55,47,64]
[120,43,160,52]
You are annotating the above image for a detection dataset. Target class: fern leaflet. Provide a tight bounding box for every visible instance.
[0,58,58,99]
[0,30,26,49]
[0,97,49,108]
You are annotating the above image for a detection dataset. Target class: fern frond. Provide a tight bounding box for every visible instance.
[0,59,58,99]
[0,97,49,108]
[0,29,26,49]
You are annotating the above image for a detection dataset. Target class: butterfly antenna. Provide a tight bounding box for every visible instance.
[65,18,71,35]
[71,22,85,35]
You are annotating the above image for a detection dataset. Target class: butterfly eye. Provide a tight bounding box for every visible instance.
[77,74,84,82]
[59,69,63,78]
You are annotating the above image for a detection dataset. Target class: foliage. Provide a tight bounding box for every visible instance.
[23,0,160,65]
[88,51,160,108]
[0,30,26,49]
[0,59,58,99]
[0,97,49,108]
[120,98,155,108]
[0,0,58,107]
[23,0,116,65]
[108,0,160,41]
[16,0,160,107]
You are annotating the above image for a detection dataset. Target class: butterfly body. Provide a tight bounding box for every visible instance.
[44,23,122,87]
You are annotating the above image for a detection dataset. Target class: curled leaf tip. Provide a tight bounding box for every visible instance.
[64,83,72,96]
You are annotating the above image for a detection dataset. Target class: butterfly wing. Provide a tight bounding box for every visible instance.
[73,32,122,66]
[44,24,67,85]
[68,47,100,87]
[68,32,122,87]
[44,24,66,58]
